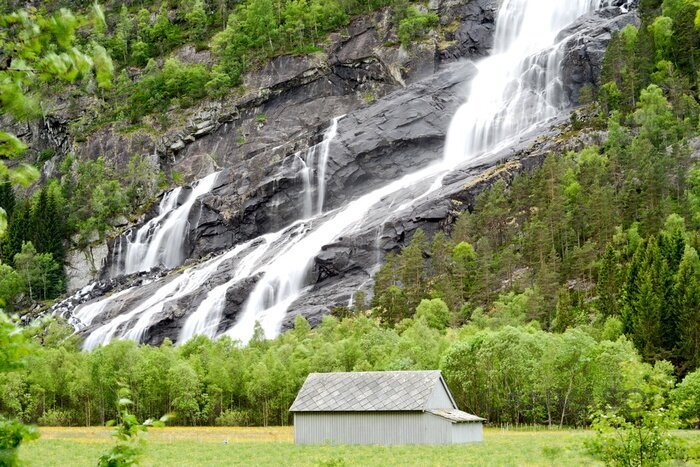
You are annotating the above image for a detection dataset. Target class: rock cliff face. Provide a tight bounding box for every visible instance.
[559,3,641,103]
[48,1,638,344]
[42,0,500,291]
[74,0,499,180]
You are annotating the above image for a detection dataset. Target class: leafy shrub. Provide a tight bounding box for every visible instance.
[37,409,73,426]
[127,58,210,121]
[0,417,38,467]
[415,298,450,330]
[98,385,170,467]
[60,154,160,245]
[672,369,700,428]
[397,7,438,48]
[587,385,685,467]
[215,409,251,427]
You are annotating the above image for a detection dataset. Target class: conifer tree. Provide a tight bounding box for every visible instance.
[0,179,16,222]
[399,229,428,311]
[676,246,700,371]
[30,187,66,267]
[627,238,667,360]
[596,244,621,317]
[3,200,31,265]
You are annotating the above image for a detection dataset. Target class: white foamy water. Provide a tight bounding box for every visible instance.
[444,0,607,164]
[298,116,343,218]
[113,172,220,276]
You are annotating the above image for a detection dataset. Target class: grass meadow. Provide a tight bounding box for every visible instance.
[18,426,700,466]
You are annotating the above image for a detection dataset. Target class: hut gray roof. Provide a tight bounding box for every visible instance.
[289,370,461,413]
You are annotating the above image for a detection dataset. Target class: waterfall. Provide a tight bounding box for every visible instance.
[114,172,220,276]
[298,116,343,218]
[82,246,235,350]
[78,0,609,348]
[71,288,132,330]
[297,151,315,219]
[177,232,283,342]
[315,116,341,213]
[444,0,606,163]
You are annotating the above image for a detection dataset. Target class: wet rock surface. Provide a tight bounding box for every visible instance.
[559,3,640,104]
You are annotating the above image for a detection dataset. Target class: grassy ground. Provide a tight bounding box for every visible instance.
[18,426,700,466]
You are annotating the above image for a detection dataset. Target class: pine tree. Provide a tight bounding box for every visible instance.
[429,232,461,310]
[3,200,31,266]
[676,246,700,372]
[452,241,477,304]
[597,244,621,317]
[552,287,585,333]
[31,188,50,254]
[626,238,667,361]
[0,179,16,222]
[399,229,428,311]
[30,187,66,266]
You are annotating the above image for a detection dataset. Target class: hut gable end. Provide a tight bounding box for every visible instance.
[427,376,457,409]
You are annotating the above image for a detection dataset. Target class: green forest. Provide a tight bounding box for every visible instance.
[1,0,700,465]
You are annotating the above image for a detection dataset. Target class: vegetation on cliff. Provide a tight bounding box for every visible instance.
[2,0,441,127]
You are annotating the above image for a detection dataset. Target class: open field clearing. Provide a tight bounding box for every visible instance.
[18,427,700,466]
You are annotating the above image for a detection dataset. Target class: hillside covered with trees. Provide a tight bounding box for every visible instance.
[1,0,700,464]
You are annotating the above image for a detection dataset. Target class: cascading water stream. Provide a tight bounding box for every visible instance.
[114,171,220,276]
[298,116,343,218]
[177,233,283,341]
[83,246,235,350]
[444,0,608,163]
[77,0,611,348]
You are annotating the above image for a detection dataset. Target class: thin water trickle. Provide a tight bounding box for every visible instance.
[298,116,343,218]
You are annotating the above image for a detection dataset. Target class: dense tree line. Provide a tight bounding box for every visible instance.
[0,315,698,429]
[0,183,66,303]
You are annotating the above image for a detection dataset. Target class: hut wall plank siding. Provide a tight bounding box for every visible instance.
[449,419,484,444]
[294,412,423,445]
[294,412,474,445]
[290,371,485,445]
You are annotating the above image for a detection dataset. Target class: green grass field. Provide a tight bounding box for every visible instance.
[18,427,700,466]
